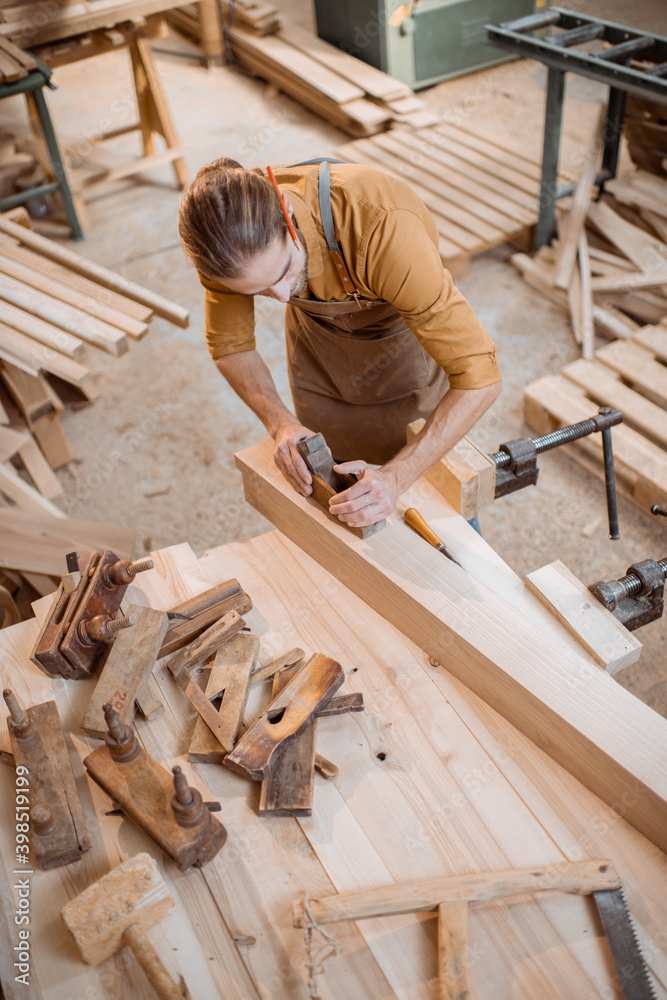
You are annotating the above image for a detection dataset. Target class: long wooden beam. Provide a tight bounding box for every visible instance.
[235,438,667,854]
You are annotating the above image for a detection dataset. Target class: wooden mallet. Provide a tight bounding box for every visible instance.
[62,853,191,1000]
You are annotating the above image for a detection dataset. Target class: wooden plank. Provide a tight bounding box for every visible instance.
[593,304,639,340]
[277,22,411,100]
[525,560,642,676]
[0,422,27,460]
[229,25,365,103]
[553,106,604,290]
[562,356,667,447]
[235,437,667,854]
[259,660,317,817]
[587,199,667,271]
[0,235,153,321]
[80,605,169,739]
[0,252,149,338]
[188,632,259,762]
[0,216,189,328]
[524,373,667,510]
[595,339,667,407]
[0,321,90,389]
[30,410,71,469]
[0,297,85,359]
[590,268,667,293]
[634,323,667,359]
[0,460,65,515]
[406,419,495,519]
[438,901,468,1000]
[441,121,545,181]
[17,435,63,498]
[578,229,594,360]
[0,507,134,574]
[0,271,128,356]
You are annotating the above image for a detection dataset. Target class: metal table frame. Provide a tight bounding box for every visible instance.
[486,7,667,248]
[0,60,83,241]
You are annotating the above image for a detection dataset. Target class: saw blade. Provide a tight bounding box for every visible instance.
[593,888,656,1000]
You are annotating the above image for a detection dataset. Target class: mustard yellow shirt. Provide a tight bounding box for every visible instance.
[199,162,501,390]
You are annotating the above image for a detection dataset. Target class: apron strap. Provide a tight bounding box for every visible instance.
[318,161,362,301]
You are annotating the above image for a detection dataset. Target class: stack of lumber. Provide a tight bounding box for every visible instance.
[511,109,667,358]
[167,4,436,137]
[0,0,189,47]
[1,502,666,997]
[525,321,667,519]
[0,34,35,81]
[166,0,281,39]
[337,121,569,279]
[0,209,187,589]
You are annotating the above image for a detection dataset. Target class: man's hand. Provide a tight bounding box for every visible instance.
[273,422,316,496]
[328,461,399,528]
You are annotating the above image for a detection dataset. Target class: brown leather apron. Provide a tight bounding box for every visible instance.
[284,160,447,465]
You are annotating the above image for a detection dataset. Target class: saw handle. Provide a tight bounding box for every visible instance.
[404,508,443,549]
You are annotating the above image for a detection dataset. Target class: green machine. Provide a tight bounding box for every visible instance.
[313,0,551,90]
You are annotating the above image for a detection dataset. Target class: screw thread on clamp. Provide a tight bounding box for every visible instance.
[105,615,135,635]
[3,688,28,727]
[127,558,154,577]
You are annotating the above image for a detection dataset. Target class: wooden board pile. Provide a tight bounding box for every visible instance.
[0,0,187,47]
[0,34,35,82]
[167,2,437,137]
[0,209,187,605]
[511,109,667,358]
[166,0,281,39]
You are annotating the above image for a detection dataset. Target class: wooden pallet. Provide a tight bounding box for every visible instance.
[337,122,567,278]
[524,322,667,514]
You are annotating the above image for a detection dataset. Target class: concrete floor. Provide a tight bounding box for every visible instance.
[3,0,667,715]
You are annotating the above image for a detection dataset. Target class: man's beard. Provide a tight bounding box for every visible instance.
[290,227,309,298]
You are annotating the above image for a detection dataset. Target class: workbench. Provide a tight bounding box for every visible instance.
[1,449,666,999]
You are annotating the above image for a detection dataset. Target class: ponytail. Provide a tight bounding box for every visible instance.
[178,157,288,281]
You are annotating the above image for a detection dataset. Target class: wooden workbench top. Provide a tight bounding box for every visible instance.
[0,528,665,999]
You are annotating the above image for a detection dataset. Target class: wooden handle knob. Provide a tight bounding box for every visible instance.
[404,508,442,549]
[123,924,192,1000]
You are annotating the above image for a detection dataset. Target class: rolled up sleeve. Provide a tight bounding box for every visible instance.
[364,210,501,390]
[200,275,256,361]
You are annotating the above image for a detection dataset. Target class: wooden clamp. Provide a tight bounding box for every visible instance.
[293,860,622,1000]
[296,433,385,539]
[160,579,253,658]
[4,689,91,869]
[81,605,169,739]
[84,705,227,870]
[62,852,192,1000]
[224,653,344,780]
[31,549,154,679]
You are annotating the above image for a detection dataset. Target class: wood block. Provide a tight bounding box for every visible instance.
[188,632,259,763]
[166,609,245,675]
[161,580,252,657]
[7,699,91,869]
[0,423,28,461]
[0,460,65,516]
[80,605,169,739]
[438,900,468,1000]
[17,435,63,499]
[235,437,667,854]
[30,410,71,469]
[225,653,344,780]
[407,419,496,518]
[259,661,317,817]
[525,561,642,676]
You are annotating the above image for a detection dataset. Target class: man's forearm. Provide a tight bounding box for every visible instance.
[215,350,296,436]
[383,382,502,495]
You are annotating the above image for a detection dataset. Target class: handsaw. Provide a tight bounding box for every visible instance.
[593,887,657,1000]
[292,860,657,1000]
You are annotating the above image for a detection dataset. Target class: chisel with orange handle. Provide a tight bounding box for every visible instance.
[404,508,462,566]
